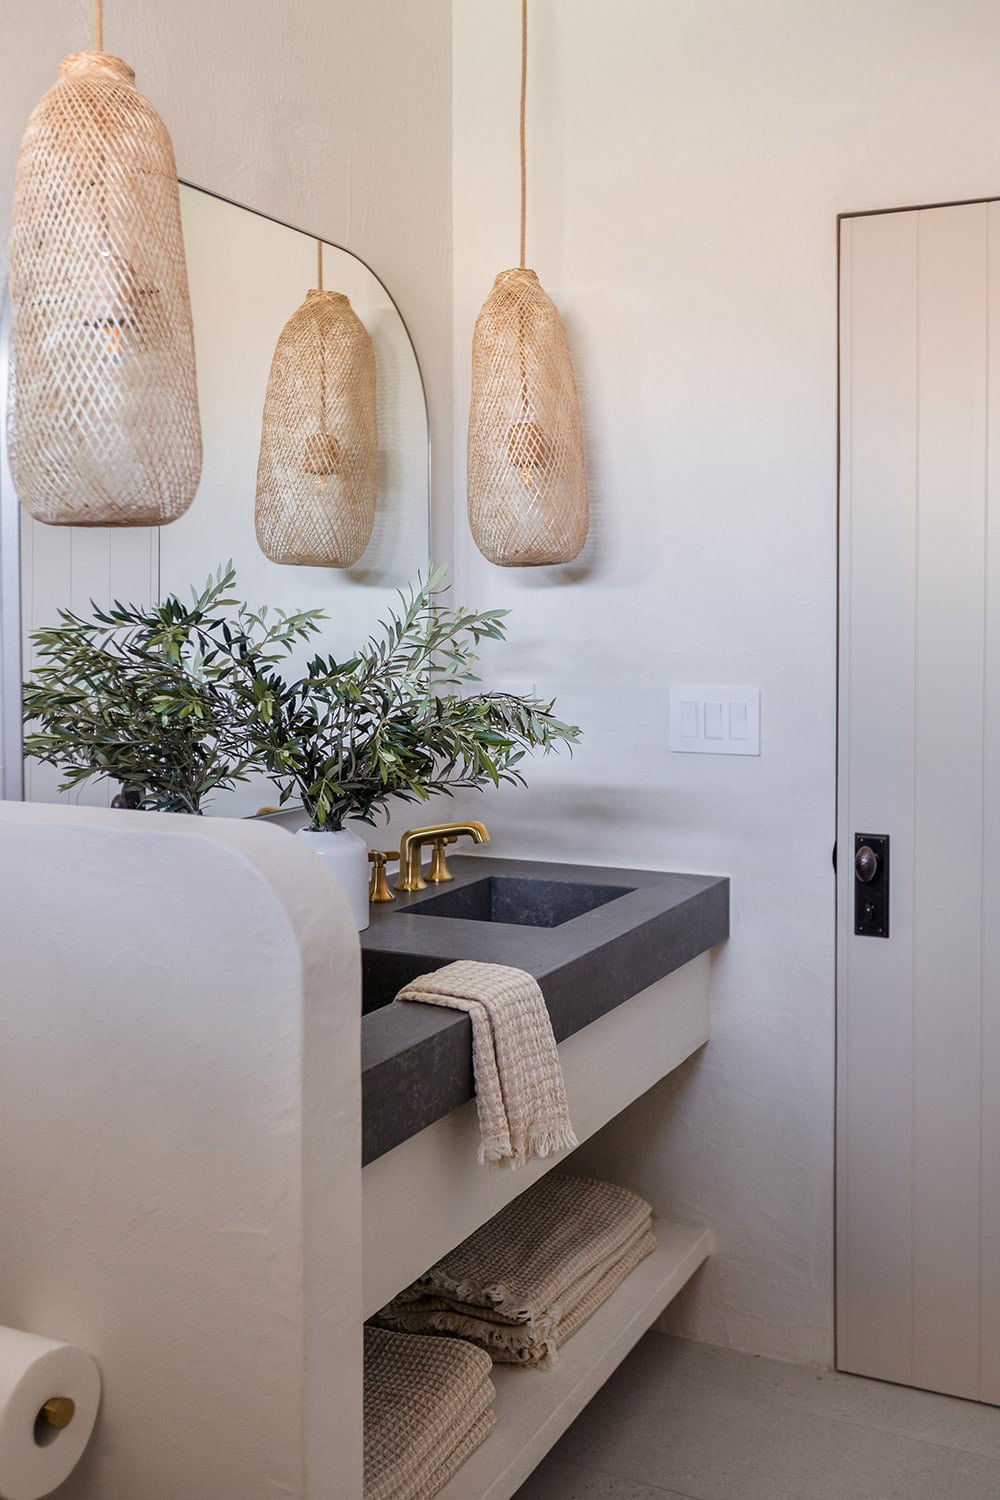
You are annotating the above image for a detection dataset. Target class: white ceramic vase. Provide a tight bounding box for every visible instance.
[297,825,370,932]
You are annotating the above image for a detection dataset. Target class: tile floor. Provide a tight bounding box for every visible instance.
[512,1333,1000,1499]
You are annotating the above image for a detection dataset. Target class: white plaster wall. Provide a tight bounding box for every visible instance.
[0,802,362,1498]
[451,0,1000,1365]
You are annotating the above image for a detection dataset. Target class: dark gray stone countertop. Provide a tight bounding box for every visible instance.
[360,855,729,1166]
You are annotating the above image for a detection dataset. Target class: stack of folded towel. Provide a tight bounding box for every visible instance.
[364,1324,496,1500]
[373,1174,656,1368]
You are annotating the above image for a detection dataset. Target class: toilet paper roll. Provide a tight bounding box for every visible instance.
[0,1327,100,1500]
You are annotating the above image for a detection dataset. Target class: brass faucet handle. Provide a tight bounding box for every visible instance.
[427,835,458,884]
[368,849,399,903]
[396,821,490,892]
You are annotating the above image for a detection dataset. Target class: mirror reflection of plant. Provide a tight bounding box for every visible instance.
[22,564,323,814]
[247,567,581,831]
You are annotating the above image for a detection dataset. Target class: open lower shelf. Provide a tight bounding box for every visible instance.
[433,1217,712,1500]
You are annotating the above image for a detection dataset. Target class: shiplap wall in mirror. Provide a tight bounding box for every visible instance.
[13,182,430,814]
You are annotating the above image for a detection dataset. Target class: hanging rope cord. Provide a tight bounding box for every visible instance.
[519,0,527,270]
[314,240,326,426]
[516,0,531,425]
[95,0,103,50]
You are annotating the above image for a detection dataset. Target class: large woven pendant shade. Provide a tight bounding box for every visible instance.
[468,266,588,566]
[255,286,378,568]
[7,51,202,527]
[466,0,588,567]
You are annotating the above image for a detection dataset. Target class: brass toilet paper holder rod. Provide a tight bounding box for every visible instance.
[40,1396,75,1430]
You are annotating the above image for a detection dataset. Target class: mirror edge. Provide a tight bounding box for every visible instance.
[179,178,433,525]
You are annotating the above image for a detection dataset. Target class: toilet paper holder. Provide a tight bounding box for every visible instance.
[40,1397,75,1430]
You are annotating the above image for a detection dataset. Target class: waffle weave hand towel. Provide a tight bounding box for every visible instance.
[364,1324,496,1500]
[374,1174,656,1367]
[396,959,578,1167]
[378,1219,656,1365]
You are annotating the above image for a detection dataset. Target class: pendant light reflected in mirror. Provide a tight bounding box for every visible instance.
[255,240,378,568]
[467,0,589,567]
[6,1,202,527]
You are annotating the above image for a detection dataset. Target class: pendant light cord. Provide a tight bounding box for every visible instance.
[519,0,527,269]
[316,240,326,423]
[95,0,103,51]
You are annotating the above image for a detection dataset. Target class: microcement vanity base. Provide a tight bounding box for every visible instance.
[433,1219,713,1500]
[362,949,720,1500]
[360,855,727,1499]
[0,805,721,1500]
[362,951,714,1315]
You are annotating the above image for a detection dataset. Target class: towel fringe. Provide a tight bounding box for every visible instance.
[414,1271,564,1329]
[372,1304,560,1366]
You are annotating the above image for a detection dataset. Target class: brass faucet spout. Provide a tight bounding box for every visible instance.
[396,821,490,892]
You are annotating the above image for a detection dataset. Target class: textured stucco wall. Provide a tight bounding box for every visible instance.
[0,802,362,1498]
[450,0,1000,1365]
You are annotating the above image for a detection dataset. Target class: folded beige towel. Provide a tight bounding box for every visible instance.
[396,960,578,1167]
[374,1174,656,1368]
[531,1224,656,1359]
[364,1325,496,1500]
[409,1410,496,1500]
[378,1221,657,1366]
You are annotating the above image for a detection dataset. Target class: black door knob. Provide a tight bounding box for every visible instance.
[855,844,879,883]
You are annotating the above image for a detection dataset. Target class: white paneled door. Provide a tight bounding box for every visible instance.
[838,201,1000,1402]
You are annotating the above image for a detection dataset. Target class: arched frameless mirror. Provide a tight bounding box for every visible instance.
[0,182,430,815]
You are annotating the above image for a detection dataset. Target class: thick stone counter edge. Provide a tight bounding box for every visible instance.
[360,858,729,1166]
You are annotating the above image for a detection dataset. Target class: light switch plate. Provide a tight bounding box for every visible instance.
[669,686,761,755]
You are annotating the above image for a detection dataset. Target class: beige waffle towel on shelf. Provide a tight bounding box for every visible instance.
[397,960,578,1167]
[364,1325,496,1500]
[374,1174,656,1368]
[379,1219,657,1365]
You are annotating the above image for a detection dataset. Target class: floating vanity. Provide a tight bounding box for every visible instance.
[360,853,729,1500]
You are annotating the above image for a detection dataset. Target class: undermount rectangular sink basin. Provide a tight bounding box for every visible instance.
[404,874,633,928]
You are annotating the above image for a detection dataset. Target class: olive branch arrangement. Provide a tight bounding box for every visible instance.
[23,564,580,825]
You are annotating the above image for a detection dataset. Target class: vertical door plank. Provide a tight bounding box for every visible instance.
[66,528,114,806]
[109,525,159,612]
[21,513,73,804]
[67,526,110,616]
[837,211,919,1384]
[980,201,1000,1404]
[20,518,158,808]
[910,203,988,1399]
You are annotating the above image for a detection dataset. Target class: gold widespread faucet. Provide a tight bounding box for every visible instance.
[396,821,490,892]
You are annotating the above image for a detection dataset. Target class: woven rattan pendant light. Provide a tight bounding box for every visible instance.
[6,1,201,527]
[255,241,378,568]
[467,0,588,567]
